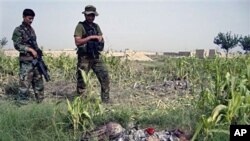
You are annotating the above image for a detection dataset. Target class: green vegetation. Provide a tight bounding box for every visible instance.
[214,32,239,57]
[0,37,8,49]
[239,35,250,53]
[0,51,249,141]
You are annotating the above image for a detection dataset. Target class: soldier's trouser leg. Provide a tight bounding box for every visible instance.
[19,61,44,102]
[92,58,110,101]
[18,61,33,100]
[32,67,44,103]
[76,56,90,96]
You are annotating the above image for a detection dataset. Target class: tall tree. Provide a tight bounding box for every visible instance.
[213,32,239,57]
[0,37,8,49]
[239,35,250,53]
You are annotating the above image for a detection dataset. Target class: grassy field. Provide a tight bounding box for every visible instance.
[0,50,249,141]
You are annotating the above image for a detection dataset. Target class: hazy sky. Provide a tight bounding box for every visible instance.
[0,0,249,52]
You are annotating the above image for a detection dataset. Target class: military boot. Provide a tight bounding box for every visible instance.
[35,93,44,103]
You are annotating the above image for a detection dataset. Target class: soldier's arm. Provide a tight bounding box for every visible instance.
[74,36,103,46]
[74,36,92,46]
[12,27,37,57]
[74,24,102,46]
[12,27,29,54]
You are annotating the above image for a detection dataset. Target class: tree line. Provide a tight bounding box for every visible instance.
[1,32,250,56]
[0,37,8,49]
[214,32,250,56]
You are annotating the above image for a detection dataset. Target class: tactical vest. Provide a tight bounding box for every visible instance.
[81,21,99,38]
[77,21,104,58]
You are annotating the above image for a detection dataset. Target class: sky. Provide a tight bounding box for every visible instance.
[0,0,249,52]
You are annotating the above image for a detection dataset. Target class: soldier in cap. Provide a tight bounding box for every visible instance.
[74,5,110,103]
[12,9,44,103]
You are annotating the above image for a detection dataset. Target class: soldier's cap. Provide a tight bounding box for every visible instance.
[82,5,99,16]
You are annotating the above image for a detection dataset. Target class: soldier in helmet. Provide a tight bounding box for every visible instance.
[12,9,44,103]
[74,5,110,103]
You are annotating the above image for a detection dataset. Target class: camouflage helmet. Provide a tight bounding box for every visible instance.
[82,5,99,16]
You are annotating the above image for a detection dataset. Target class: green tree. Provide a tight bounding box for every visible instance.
[239,35,250,53]
[214,32,239,57]
[0,37,8,49]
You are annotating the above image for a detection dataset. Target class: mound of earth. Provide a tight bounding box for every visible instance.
[122,52,153,61]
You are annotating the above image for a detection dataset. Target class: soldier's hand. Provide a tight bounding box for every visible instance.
[96,36,103,42]
[89,35,103,42]
[28,47,38,58]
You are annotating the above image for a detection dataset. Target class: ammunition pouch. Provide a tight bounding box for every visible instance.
[97,41,104,51]
[87,40,104,58]
[77,44,88,55]
[77,40,104,58]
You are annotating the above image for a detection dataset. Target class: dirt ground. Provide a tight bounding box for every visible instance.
[1,76,191,105]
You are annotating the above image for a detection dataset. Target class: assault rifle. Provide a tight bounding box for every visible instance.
[27,37,50,82]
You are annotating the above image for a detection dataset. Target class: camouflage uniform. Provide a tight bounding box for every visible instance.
[74,6,110,102]
[12,22,44,102]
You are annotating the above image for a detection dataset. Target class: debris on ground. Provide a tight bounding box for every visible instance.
[81,122,190,141]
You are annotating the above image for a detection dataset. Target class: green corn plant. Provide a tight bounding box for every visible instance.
[175,58,190,79]
[193,69,250,141]
[66,69,103,138]
[192,104,230,141]
[191,104,228,141]
[224,73,240,123]
[225,72,250,124]
[197,88,217,113]
[152,69,161,82]
[66,97,92,137]
[246,65,250,90]
[214,58,224,98]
